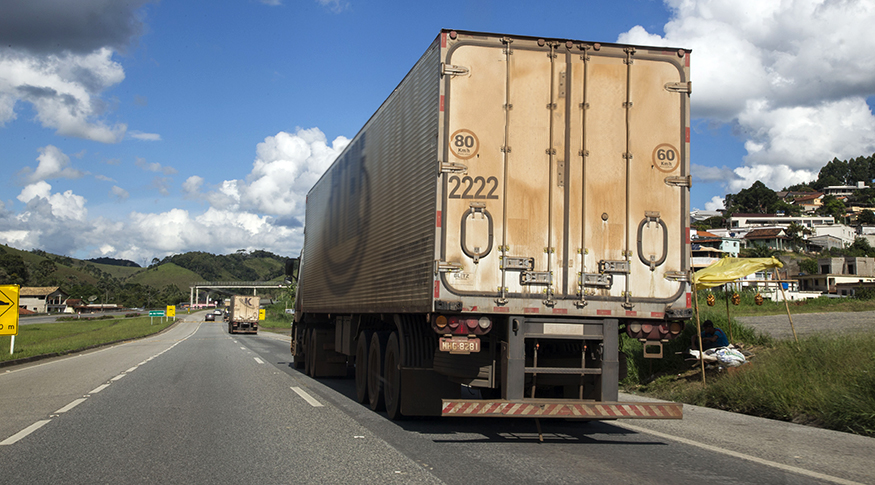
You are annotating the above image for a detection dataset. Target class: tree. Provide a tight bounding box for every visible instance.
[816,195,847,221]
[858,210,875,225]
[784,222,807,252]
[725,181,778,214]
[743,245,780,258]
[34,259,58,285]
[0,253,29,285]
[799,258,818,275]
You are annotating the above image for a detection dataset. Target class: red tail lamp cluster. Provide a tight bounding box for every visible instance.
[433,315,492,335]
[626,320,683,341]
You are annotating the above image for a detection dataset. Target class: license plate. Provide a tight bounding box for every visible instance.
[439,337,480,354]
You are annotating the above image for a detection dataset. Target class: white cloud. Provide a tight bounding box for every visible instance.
[0,48,127,142]
[205,127,349,223]
[182,176,204,197]
[110,185,129,201]
[129,131,162,141]
[0,126,344,261]
[704,196,725,211]
[16,181,87,221]
[619,0,875,191]
[20,145,85,183]
[136,157,178,175]
[316,0,349,13]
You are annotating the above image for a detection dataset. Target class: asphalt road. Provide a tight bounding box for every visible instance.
[1,311,872,484]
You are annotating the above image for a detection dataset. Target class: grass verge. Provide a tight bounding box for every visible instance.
[258,303,293,334]
[0,317,175,364]
[623,317,875,437]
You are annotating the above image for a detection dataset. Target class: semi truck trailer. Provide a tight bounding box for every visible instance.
[289,29,693,420]
[228,295,259,334]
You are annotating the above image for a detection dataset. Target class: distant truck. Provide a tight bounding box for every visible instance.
[288,30,692,420]
[228,295,259,334]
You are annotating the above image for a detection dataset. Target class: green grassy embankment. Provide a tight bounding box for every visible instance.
[258,303,293,334]
[0,316,175,364]
[622,292,875,437]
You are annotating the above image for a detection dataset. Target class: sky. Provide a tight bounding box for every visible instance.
[1,0,875,264]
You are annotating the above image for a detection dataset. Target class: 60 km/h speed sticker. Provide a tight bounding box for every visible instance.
[652,143,680,172]
[450,129,479,160]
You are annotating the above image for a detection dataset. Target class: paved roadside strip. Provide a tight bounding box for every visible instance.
[618,392,874,485]
[736,310,875,340]
[0,320,201,447]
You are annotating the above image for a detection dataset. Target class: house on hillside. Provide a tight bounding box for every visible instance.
[19,287,68,314]
[743,228,788,250]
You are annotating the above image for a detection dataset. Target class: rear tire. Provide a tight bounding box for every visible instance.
[307,328,318,377]
[354,331,372,404]
[292,326,305,369]
[367,332,389,412]
[384,332,402,420]
[303,328,312,376]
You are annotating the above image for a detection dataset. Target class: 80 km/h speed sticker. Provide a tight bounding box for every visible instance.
[652,144,680,172]
[450,129,479,160]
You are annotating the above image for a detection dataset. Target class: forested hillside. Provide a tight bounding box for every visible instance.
[0,245,290,308]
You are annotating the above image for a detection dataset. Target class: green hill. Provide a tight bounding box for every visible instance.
[128,263,203,293]
[0,245,291,308]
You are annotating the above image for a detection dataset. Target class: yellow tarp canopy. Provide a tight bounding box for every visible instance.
[692,257,784,290]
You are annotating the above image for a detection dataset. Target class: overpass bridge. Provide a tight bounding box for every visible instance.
[189,281,288,307]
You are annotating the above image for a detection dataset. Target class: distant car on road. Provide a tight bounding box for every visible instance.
[205,313,215,321]
[213,309,223,315]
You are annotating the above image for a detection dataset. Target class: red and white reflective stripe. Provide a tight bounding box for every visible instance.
[441,400,682,419]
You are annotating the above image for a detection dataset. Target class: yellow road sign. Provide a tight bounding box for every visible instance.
[166,305,176,317]
[258,309,265,320]
[0,285,20,336]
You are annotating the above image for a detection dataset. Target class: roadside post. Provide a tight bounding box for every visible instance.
[0,285,20,355]
[149,309,165,325]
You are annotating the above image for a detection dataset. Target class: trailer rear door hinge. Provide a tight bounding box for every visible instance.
[440,162,468,174]
[436,260,463,274]
[664,271,690,282]
[665,81,692,94]
[441,63,470,77]
[665,175,692,188]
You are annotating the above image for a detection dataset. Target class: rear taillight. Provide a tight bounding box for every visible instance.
[432,315,492,335]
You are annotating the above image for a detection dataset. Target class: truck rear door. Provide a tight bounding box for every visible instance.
[442,35,689,307]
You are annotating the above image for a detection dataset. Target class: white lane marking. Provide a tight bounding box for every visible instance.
[254,357,264,364]
[89,384,110,394]
[619,423,864,485]
[291,387,323,407]
[126,366,138,373]
[240,346,246,350]
[55,398,87,414]
[111,374,125,381]
[0,420,52,446]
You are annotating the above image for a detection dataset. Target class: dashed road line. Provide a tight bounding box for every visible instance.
[0,420,51,446]
[254,357,264,364]
[291,387,323,407]
[89,384,110,394]
[55,398,87,414]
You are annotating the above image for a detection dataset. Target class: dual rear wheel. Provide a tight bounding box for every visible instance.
[359,331,402,419]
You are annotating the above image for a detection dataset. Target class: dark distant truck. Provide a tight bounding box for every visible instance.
[288,30,692,420]
[228,295,259,334]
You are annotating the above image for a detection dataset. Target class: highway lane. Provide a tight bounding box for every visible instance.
[0,313,871,484]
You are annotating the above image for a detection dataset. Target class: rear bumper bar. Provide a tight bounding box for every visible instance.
[441,400,682,419]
